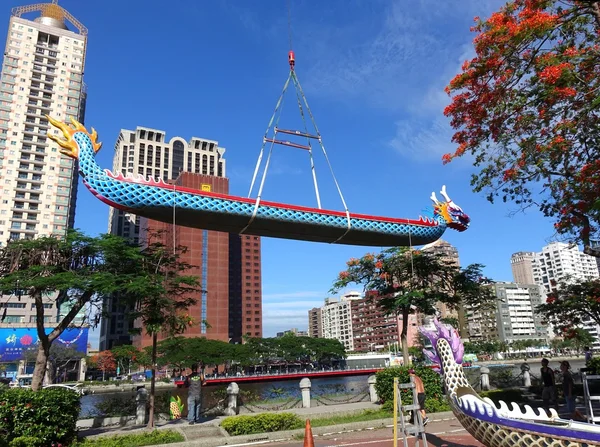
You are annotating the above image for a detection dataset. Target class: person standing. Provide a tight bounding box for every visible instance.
[560,360,585,420]
[185,364,205,425]
[541,358,557,410]
[409,369,430,426]
[585,347,593,363]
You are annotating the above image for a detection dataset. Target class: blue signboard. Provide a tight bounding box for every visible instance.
[0,327,89,362]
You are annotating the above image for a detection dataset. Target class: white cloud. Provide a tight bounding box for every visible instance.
[388,116,454,161]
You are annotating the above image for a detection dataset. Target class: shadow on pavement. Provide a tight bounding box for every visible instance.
[425,433,484,447]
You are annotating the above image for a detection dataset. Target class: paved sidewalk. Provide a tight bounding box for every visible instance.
[265,418,484,446]
[78,402,457,447]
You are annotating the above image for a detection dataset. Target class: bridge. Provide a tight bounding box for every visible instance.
[199,366,384,385]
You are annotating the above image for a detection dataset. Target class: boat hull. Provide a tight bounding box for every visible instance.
[88,175,446,246]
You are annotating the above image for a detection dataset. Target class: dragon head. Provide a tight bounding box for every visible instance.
[430,185,470,232]
[419,318,464,375]
[46,115,102,159]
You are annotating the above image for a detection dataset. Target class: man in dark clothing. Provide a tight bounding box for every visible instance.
[185,364,205,424]
[540,358,557,410]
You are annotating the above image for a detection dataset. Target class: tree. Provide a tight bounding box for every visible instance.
[89,350,116,381]
[536,278,600,333]
[158,337,234,373]
[564,328,595,353]
[448,264,496,338]
[440,317,459,328]
[22,343,85,384]
[331,248,458,365]
[0,230,142,390]
[110,345,141,376]
[443,0,600,254]
[121,234,200,429]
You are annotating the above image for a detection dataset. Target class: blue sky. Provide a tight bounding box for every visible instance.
[4,0,559,340]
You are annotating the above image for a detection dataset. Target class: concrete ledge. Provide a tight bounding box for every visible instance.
[77,413,170,429]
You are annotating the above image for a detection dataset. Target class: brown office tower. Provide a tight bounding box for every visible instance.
[133,172,262,348]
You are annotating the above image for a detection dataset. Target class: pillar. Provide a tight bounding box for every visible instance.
[521,362,531,387]
[368,374,378,403]
[224,382,239,416]
[480,366,490,391]
[300,378,312,408]
[136,385,148,425]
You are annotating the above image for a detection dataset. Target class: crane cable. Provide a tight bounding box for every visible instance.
[287,0,293,51]
[244,0,352,241]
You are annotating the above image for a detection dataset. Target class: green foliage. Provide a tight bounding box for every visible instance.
[375,366,446,413]
[0,230,162,390]
[464,339,511,356]
[587,357,600,374]
[331,248,492,363]
[73,429,184,446]
[154,334,346,370]
[110,345,142,374]
[8,437,43,447]
[0,387,80,446]
[536,279,600,335]
[443,1,600,249]
[220,413,303,436]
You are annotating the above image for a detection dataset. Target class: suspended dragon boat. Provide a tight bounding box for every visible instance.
[421,319,600,447]
[46,116,469,246]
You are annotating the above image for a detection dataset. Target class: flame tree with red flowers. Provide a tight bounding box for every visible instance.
[330,248,493,365]
[89,350,117,382]
[536,278,600,340]
[444,0,600,254]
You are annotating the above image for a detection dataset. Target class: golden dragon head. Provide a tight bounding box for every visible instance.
[430,185,470,232]
[46,115,102,159]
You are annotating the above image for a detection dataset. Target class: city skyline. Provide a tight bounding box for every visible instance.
[0,0,582,337]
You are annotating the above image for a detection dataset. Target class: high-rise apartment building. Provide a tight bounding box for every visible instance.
[493,283,548,344]
[99,127,260,350]
[0,2,87,330]
[532,242,599,293]
[321,294,358,351]
[308,307,322,338]
[511,252,536,285]
[423,240,459,320]
[312,291,418,352]
[0,2,86,244]
[351,295,411,352]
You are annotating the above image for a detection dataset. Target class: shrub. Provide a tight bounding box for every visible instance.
[221,413,303,436]
[0,387,80,446]
[73,429,184,446]
[587,357,600,374]
[9,437,43,447]
[375,366,447,413]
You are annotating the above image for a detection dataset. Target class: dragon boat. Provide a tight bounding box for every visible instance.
[46,116,470,247]
[420,319,600,447]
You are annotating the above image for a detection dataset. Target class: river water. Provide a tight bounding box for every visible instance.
[80,375,370,417]
[80,359,588,418]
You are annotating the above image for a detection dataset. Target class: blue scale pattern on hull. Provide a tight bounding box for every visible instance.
[65,128,466,247]
[84,174,445,243]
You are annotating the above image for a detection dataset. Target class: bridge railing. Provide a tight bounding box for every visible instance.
[204,365,384,381]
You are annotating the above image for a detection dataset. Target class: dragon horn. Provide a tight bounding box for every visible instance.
[440,185,452,203]
[430,192,439,204]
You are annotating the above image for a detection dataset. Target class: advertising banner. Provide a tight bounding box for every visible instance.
[0,327,89,362]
